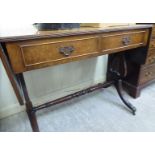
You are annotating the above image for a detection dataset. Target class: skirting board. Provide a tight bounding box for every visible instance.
[0,76,106,120]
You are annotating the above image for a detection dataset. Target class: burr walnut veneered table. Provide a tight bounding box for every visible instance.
[0,25,152,131]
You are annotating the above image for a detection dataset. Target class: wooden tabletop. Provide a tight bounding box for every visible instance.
[0,24,152,42]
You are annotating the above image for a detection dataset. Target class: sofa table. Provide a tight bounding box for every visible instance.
[0,24,152,131]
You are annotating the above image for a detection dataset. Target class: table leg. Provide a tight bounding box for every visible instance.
[107,52,137,115]
[0,43,24,105]
[114,79,136,115]
[17,74,39,132]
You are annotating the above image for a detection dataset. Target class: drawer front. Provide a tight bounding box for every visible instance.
[149,39,155,49]
[146,49,155,64]
[152,25,155,38]
[6,35,99,73]
[152,30,155,38]
[100,30,148,54]
[139,63,155,84]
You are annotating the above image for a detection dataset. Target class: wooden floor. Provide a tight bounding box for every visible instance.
[0,83,155,132]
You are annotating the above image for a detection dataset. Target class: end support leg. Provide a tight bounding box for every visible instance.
[17,73,40,132]
[114,79,137,115]
[26,102,39,132]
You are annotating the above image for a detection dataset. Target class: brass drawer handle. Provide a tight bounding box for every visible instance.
[122,36,131,45]
[59,46,75,56]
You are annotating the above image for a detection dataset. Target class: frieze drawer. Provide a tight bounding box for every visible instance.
[100,30,149,54]
[149,39,155,49]
[146,49,155,64]
[139,63,155,84]
[6,35,99,73]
